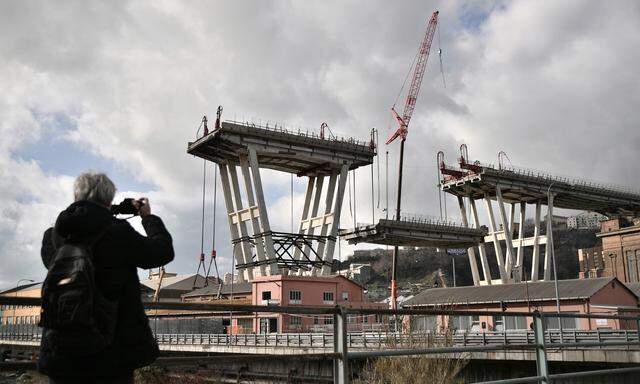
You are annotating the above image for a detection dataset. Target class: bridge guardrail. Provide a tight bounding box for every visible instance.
[1,296,640,383]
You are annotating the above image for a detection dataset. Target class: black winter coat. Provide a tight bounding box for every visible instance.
[38,200,175,378]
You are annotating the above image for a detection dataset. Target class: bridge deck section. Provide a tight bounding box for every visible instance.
[187,121,375,176]
[339,218,487,248]
[441,164,640,216]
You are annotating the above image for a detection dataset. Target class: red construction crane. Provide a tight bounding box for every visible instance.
[387,10,439,145]
[387,10,439,311]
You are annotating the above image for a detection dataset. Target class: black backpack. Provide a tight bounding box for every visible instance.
[39,226,118,356]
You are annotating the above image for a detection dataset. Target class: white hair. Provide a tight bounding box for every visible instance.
[73,171,116,206]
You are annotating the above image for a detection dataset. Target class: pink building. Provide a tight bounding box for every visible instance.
[229,275,385,334]
[403,277,639,332]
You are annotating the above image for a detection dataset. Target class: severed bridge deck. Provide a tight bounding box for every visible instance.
[187,120,375,176]
[440,163,640,216]
[339,216,487,248]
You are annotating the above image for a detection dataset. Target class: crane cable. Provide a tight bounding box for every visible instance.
[205,164,221,287]
[375,129,381,210]
[437,19,446,89]
[193,159,208,290]
[393,41,421,111]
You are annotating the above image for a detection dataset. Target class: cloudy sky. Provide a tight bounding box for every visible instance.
[1,0,639,289]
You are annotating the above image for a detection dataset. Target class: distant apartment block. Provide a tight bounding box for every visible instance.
[568,212,608,229]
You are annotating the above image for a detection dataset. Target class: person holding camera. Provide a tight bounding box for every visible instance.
[38,171,174,383]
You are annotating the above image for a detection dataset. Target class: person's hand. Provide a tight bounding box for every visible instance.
[135,197,151,217]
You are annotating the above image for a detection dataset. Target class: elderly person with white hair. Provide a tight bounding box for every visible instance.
[38,171,174,384]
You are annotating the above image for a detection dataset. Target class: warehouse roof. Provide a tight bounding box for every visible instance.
[139,274,218,292]
[403,277,631,307]
[182,281,253,298]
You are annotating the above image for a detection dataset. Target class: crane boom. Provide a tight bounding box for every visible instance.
[386,10,439,311]
[387,10,439,144]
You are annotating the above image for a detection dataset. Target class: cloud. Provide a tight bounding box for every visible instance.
[1,0,640,287]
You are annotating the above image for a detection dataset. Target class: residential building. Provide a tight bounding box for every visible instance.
[543,215,568,229]
[336,263,372,284]
[220,275,386,334]
[578,218,640,283]
[403,277,638,332]
[0,282,41,326]
[1,272,216,324]
[567,212,608,230]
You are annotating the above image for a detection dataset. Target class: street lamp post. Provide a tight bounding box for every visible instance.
[12,279,35,326]
[547,183,563,339]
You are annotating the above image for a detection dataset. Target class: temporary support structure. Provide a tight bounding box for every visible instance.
[188,119,375,279]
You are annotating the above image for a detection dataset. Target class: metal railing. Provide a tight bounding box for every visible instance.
[223,119,372,148]
[440,160,640,198]
[1,296,640,383]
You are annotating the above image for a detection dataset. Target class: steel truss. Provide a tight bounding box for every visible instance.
[234,231,335,271]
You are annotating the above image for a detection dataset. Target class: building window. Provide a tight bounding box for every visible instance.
[323,292,334,303]
[492,315,504,331]
[342,292,349,301]
[289,290,302,304]
[470,315,481,331]
[323,316,334,325]
[545,314,578,330]
[451,316,472,331]
[262,291,271,300]
[290,316,301,326]
[313,316,319,325]
[504,316,527,330]
[627,251,639,283]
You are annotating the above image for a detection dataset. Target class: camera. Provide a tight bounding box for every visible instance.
[111,198,144,216]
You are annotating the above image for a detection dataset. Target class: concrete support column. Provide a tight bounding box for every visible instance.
[515,202,526,282]
[219,163,248,282]
[312,173,338,276]
[496,186,515,280]
[228,163,256,279]
[292,177,316,263]
[299,175,325,276]
[485,194,507,283]
[531,201,542,281]
[239,154,267,277]
[470,198,492,285]
[457,196,480,285]
[248,147,279,275]
[544,194,555,281]
[321,164,350,275]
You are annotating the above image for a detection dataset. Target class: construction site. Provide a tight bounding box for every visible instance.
[3,6,640,384]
